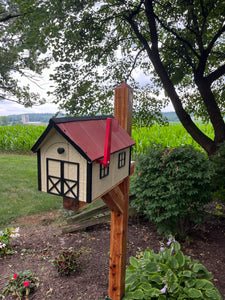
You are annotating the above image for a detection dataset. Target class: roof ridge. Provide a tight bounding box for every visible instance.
[52,115,114,124]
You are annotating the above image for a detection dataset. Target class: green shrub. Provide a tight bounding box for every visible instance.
[124,237,222,300]
[131,145,214,238]
[211,141,225,203]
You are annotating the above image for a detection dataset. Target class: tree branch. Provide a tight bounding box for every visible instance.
[0,13,24,23]
[154,13,200,59]
[206,64,225,85]
[125,47,145,81]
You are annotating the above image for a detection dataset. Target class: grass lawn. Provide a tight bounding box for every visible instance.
[0,154,62,228]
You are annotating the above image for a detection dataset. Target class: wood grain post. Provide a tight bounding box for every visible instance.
[104,82,133,300]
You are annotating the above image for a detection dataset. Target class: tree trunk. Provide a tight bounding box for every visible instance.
[149,50,217,155]
[196,78,225,145]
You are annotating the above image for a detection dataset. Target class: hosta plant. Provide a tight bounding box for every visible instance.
[2,270,39,299]
[124,237,222,300]
[0,227,20,257]
[52,249,82,276]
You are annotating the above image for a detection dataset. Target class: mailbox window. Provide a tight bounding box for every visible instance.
[100,164,109,179]
[118,151,126,168]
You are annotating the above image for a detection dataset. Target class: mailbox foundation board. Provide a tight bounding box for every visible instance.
[31,115,135,203]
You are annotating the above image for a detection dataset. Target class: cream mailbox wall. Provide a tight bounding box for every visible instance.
[31,115,135,203]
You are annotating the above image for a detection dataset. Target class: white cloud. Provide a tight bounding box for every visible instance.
[0,100,58,116]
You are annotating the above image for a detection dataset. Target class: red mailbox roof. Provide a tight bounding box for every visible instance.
[31,116,135,162]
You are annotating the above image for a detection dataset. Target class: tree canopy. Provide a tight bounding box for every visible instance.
[0,0,49,106]
[2,0,225,155]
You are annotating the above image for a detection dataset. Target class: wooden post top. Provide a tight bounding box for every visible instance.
[114,82,133,136]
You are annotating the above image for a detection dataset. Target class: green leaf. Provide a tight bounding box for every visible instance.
[140,283,152,291]
[149,275,163,284]
[182,270,192,277]
[193,264,213,279]
[128,289,144,299]
[125,274,137,286]
[145,262,158,273]
[130,256,139,268]
[174,251,185,267]
[188,288,203,298]
[195,279,214,290]
[143,249,151,260]
[205,289,222,300]
[169,257,179,269]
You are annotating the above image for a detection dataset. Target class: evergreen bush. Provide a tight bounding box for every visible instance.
[131,145,214,238]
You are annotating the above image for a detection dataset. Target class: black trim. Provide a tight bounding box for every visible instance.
[37,149,41,191]
[129,147,131,175]
[86,162,92,203]
[53,115,114,124]
[100,164,109,179]
[46,158,79,200]
[118,151,126,169]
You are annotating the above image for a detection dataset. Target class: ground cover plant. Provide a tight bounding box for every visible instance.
[124,237,222,299]
[2,270,39,299]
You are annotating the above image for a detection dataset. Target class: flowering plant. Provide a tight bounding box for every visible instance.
[2,270,39,299]
[52,249,82,276]
[124,236,222,299]
[0,227,20,257]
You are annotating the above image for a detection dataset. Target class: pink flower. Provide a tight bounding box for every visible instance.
[23,281,29,287]
[13,273,17,279]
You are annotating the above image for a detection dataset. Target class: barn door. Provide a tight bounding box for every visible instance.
[47,159,79,200]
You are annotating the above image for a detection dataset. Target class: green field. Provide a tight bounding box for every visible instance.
[0,154,62,228]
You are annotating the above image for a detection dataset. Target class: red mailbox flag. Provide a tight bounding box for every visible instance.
[98,117,119,167]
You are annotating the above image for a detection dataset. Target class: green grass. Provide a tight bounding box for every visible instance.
[0,154,62,228]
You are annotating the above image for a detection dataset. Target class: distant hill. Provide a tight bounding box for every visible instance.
[7,113,59,124]
[162,112,179,122]
[5,111,179,124]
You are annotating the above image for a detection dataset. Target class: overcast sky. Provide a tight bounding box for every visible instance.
[0,67,174,116]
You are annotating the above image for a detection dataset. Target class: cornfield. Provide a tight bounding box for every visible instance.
[0,123,214,155]
[132,123,214,156]
[0,125,46,154]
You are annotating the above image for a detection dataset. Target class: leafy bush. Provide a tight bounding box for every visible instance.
[131,145,214,238]
[124,237,222,300]
[52,249,82,276]
[211,141,225,203]
[2,270,39,298]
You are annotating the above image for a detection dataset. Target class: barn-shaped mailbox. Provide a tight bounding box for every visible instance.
[31,115,135,203]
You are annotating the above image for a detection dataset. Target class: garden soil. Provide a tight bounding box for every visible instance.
[0,209,225,300]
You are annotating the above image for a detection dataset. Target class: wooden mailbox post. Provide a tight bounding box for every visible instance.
[102,82,133,300]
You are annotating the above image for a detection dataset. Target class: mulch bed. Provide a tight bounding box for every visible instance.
[0,211,225,299]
